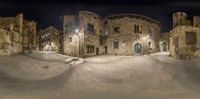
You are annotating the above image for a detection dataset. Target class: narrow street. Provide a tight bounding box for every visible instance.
[0,52,200,99]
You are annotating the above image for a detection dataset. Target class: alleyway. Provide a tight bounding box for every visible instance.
[0,52,200,99]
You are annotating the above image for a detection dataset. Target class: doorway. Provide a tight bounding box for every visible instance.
[105,46,107,54]
[134,43,142,54]
[163,42,167,51]
[96,48,99,55]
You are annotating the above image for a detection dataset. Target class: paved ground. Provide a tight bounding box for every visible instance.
[0,52,200,99]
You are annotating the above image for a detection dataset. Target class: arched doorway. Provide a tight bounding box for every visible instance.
[163,42,167,51]
[135,43,142,54]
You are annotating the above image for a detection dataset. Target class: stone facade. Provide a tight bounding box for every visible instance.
[104,14,161,55]
[38,26,60,51]
[63,11,161,57]
[170,12,200,59]
[0,13,37,55]
[63,11,104,57]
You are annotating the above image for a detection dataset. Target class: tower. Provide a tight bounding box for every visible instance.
[172,12,188,28]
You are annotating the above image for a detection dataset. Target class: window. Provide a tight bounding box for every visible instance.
[87,23,95,33]
[134,25,142,33]
[104,21,107,25]
[86,45,95,53]
[100,30,102,34]
[148,42,152,48]
[148,29,152,37]
[114,40,119,49]
[99,36,104,46]
[139,25,143,33]
[69,37,72,42]
[186,32,196,44]
[113,27,120,33]
[65,23,73,32]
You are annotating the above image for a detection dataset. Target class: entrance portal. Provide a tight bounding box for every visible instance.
[163,42,167,51]
[96,48,99,55]
[134,43,142,54]
[105,46,107,54]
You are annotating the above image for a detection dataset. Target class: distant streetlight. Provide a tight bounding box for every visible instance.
[75,29,79,33]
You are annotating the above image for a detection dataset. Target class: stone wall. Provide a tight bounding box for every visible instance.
[79,11,104,57]
[63,11,161,57]
[193,16,200,27]
[63,15,80,56]
[23,20,37,51]
[173,12,191,28]
[0,13,37,55]
[170,26,200,58]
[0,28,22,55]
[104,14,161,55]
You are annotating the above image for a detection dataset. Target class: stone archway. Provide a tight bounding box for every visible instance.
[163,42,167,51]
[134,43,142,54]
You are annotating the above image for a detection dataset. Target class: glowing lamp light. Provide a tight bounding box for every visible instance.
[75,29,79,33]
[146,35,149,39]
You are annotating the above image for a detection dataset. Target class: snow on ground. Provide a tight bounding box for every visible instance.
[0,52,200,99]
[0,52,70,80]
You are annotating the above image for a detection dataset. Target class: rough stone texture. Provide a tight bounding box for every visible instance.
[79,11,104,57]
[170,26,200,58]
[38,26,60,52]
[170,12,200,59]
[173,12,191,28]
[23,20,37,51]
[63,15,80,56]
[63,11,161,57]
[0,13,37,55]
[63,11,104,57]
[104,14,161,55]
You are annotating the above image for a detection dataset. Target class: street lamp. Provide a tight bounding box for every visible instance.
[75,29,79,33]
[73,29,81,57]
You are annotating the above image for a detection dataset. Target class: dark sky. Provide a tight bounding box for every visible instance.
[1,0,200,32]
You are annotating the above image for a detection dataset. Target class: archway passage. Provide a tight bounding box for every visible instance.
[163,42,167,51]
[135,43,142,54]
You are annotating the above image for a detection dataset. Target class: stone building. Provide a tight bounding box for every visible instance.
[0,13,36,55]
[104,14,161,55]
[38,26,61,51]
[170,12,200,59]
[63,11,104,57]
[63,11,161,57]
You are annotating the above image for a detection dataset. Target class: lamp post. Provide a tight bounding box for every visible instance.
[74,29,81,57]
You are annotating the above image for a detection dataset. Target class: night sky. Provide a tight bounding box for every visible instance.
[1,0,200,32]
